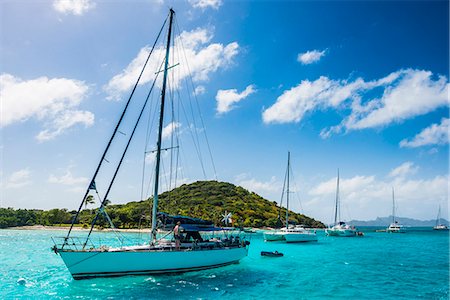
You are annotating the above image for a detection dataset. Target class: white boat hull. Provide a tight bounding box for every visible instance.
[326,228,357,237]
[433,225,449,230]
[387,223,406,233]
[386,228,406,233]
[284,232,318,243]
[59,247,248,279]
[264,232,285,241]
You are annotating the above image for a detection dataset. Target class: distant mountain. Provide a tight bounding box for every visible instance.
[349,216,449,227]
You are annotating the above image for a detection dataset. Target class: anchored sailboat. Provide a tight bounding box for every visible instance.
[326,169,357,237]
[433,205,448,230]
[263,152,317,243]
[386,188,406,233]
[52,9,249,279]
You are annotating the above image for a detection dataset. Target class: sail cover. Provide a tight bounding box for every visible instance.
[157,212,229,231]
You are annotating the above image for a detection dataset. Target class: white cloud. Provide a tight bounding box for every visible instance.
[162,122,181,140]
[53,0,95,16]
[307,172,448,223]
[309,175,376,196]
[388,162,419,178]
[0,73,93,141]
[216,85,256,114]
[235,173,280,194]
[262,76,363,124]
[48,170,88,185]
[345,70,448,130]
[297,49,326,65]
[194,85,206,95]
[263,69,449,138]
[189,0,222,10]
[3,169,32,189]
[104,28,239,100]
[36,110,94,142]
[400,118,449,148]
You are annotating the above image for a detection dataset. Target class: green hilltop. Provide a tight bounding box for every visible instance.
[110,180,325,228]
[0,180,325,229]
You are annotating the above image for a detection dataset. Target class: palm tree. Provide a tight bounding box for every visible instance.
[84,195,95,209]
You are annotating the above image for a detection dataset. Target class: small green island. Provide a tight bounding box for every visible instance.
[0,180,325,229]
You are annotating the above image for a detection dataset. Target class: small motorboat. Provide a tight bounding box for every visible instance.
[261,251,284,257]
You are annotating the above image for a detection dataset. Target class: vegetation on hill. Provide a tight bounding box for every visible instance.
[0,180,325,229]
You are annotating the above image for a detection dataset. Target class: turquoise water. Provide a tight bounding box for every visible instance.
[1,228,448,299]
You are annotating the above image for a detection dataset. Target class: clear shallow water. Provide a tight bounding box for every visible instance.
[1,228,448,299]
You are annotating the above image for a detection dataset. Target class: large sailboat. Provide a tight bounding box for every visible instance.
[433,205,448,230]
[52,9,249,279]
[326,169,357,237]
[263,152,317,243]
[386,188,406,233]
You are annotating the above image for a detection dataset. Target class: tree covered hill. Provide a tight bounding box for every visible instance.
[0,180,325,229]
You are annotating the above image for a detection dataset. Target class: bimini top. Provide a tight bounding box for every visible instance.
[157,212,229,232]
[181,223,231,232]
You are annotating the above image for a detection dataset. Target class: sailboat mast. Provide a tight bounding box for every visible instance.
[392,187,395,224]
[334,169,339,225]
[286,151,290,230]
[436,205,441,227]
[151,8,175,241]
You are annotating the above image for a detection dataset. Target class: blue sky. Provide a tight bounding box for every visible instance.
[1,0,448,223]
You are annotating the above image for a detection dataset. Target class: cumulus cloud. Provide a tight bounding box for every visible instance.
[262,69,449,139]
[400,118,449,148]
[388,162,419,178]
[0,73,93,141]
[36,110,94,142]
[3,169,32,189]
[263,76,366,124]
[235,173,280,195]
[189,0,222,10]
[297,49,326,65]
[48,170,88,185]
[53,0,95,15]
[162,122,181,140]
[345,70,448,130]
[216,85,255,114]
[104,28,239,100]
[194,85,206,95]
[307,171,448,223]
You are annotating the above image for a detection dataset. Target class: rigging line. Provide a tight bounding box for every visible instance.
[172,21,206,179]
[176,87,207,178]
[84,71,160,249]
[174,58,182,190]
[288,164,304,214]
[64,14,169,245]
[167,75,175,200]
[92,190,128,244]
[179,53,206,180]
[140,58,167,201]
[175,17,217,180]
[144,90,162,200]
[173,96,181,190]
[278,162,288,223]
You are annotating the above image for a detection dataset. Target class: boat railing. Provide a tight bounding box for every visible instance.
[51,236,96,251]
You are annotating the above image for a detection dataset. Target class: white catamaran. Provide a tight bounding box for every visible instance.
[52,9,249,279]
[433,205,448,231]
[263,152,317,243]
[386,188,406,233]
[326,169,357,237]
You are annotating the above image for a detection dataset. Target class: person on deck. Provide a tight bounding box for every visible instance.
[174,221,182,250]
